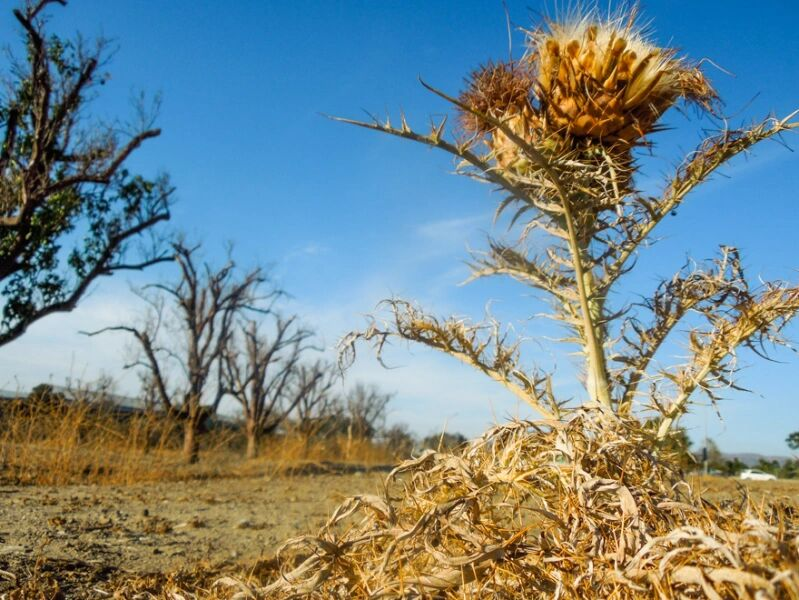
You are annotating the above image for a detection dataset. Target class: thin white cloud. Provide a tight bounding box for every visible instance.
[283,266,576,437]
[282,242,330,263]
[343,347,527,437]
[414,214,488,243]
[0,283,143,395]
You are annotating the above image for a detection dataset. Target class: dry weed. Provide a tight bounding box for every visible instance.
[0,399,396,486]
[244,409,798,598]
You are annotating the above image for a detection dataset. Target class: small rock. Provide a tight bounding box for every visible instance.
[176,516,204,529]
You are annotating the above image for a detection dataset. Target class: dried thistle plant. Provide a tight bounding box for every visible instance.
[336,7,798,436]
[246,6,799,599]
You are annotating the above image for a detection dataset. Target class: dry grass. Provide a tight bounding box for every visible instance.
[0,556,246,600]
[236,409,799,599]
[0,398,186,485]
[691,475,799,505]
[3,402,796,599]
[2,419,796,599]
[0,399,396,486]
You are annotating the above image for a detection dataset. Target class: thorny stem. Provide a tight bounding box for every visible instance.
[554,194,612,410]
[420,81,614,410]
[336,85,797,429]
[656,364,712,440]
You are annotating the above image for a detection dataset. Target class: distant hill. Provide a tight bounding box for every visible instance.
[723,452,793,467]
[690,449,794,467]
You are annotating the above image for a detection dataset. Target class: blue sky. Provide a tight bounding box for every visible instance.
[0,1,797,454]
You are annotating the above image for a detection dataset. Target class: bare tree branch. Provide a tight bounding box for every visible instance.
[85,242,272,463]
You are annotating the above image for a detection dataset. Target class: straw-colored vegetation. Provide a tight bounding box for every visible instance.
[0,396,397,487]
[254,411,798,598]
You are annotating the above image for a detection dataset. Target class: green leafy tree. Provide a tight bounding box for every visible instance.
[778,460,798,479]
[756,458,781,476]
[721,457,747,477]
[27,382,65,405]
[653,425,694,471]
[382,423,415,459]
[787,431,799,451]
[0,0,172,346]
[699,438,726,472]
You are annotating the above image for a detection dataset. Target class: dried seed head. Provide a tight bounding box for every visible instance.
[528,12,718,145]
[487,110,539,172]
[458,61,535,136]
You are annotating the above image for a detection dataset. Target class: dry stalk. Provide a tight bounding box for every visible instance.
[340,299,561,420]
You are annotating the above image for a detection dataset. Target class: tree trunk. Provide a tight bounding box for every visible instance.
[245,418,260,459]
[346,422,353,461]
[183,420,199,464]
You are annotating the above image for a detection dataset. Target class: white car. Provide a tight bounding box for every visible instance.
[739,469,777,481]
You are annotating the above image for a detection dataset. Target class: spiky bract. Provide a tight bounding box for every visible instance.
[458,9,718,180]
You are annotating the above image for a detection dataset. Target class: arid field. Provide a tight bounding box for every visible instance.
[0,401,399,597]
[0,471,385,597]
[0,472,796,598]
[0,471,793,597]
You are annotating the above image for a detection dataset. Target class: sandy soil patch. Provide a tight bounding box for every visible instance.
[0,472,384,596]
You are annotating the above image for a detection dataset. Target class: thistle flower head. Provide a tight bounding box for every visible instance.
[528,10,717,145]
[458,61,535,136]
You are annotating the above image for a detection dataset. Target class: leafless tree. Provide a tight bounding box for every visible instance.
[382,423,415,459]
[0,0,172,346]
[345,383,392,440]
[289,361,340,439]
[137,370,162,413]
[222,315,316,458]
[86,243,272,463]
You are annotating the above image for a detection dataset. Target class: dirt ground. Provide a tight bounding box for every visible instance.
[0,471,385,597]
[0,473,797,597]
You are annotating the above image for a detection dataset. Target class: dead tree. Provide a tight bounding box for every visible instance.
[345,383,392,440]
[0,0,172,346]
[87,243,271,463]
[222,315,316,458]
[289,361,340,440]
